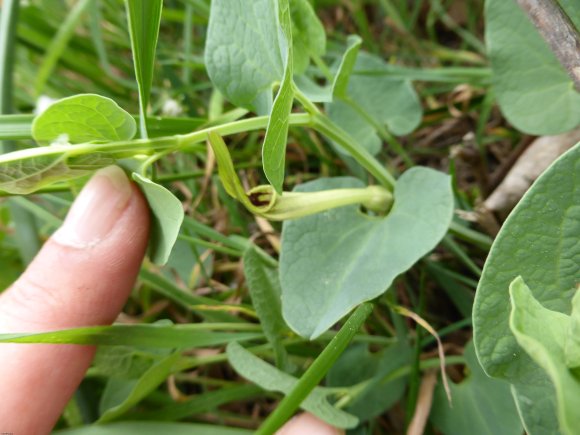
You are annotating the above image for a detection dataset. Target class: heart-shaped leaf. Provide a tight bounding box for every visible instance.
[280,168,453,339]
[485,0,580,134]
[32,94,136,145]
[473,143,580,434]
[205,0,286,113]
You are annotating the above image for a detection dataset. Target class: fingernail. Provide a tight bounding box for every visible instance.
[53,166,132,248]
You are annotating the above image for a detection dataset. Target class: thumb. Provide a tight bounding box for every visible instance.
[277,413,345,435]
[0,166,150,434]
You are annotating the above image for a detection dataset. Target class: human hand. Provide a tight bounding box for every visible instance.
[0,166,342,434]
[0,166,151,433]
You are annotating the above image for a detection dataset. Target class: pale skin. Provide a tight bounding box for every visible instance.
[0,166,343,435]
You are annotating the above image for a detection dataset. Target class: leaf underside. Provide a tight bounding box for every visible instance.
[280,168,453,339]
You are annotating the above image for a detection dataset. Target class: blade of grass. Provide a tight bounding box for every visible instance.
[0,114,33,140]
[182,1,193,85]
[33,0,94,96]
[255,303,374,434]
[125,0,163,138]
[0,0,19,130]
[87,0,137,89]
[0,324,263,347]
[1,0,41,264]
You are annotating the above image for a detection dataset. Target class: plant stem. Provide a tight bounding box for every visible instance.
[0,113,313,163]
[343,96,414,167]
[293,84,321,115]
[449,221,493,250]
[312,114,396,190]
[255,303,374,435]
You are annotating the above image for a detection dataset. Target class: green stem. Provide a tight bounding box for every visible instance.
[449,221,493,250]
[310,53,334,82]
[343,96,414,167]
[354,66,491,84]
[0,113,313,163]
[256,303,374,435]
[312,113,396,190]
[293,84,321,115]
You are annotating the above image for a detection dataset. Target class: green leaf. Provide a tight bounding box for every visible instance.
[289,0,326,74]
[280,169,453,339]
[566,290,580,368]
[124,0,163,138]
[332,35,363,99]
[205,0,285,113]
[207,131,246,200]
[98,351,180,422]
[509,278,580,435]
[294,35,362,104]
[54,422,253,435]
[430,341,522,435]
[326,52,422,154]
[132,173,185,265]
[473,143,580,434]
[485,0,580,134]
[226,342,359,429]
[0,324,263,347]
[207,131,278,214]
[205,0,296,192]
[0,150,113,194]
[326,340,411,421]
[262,76,294,193]
[262,0,294,193]
[32,94,136,145]
[243,246,289,369]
